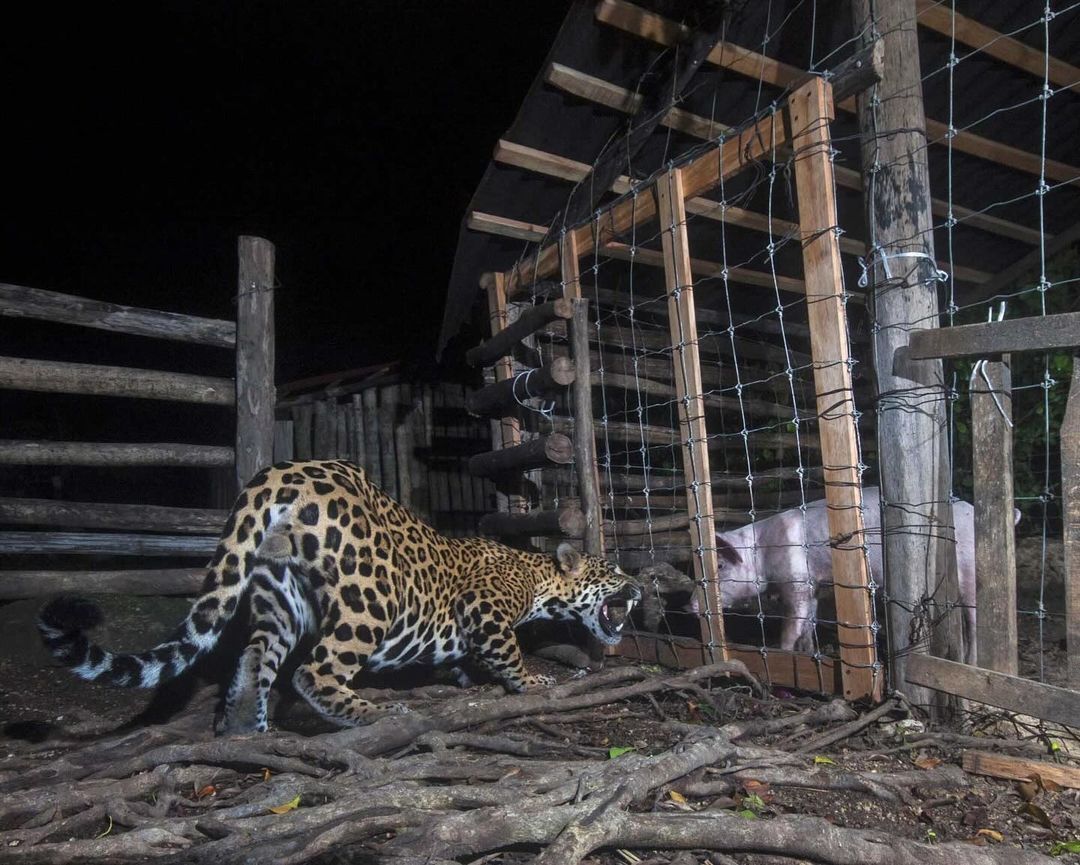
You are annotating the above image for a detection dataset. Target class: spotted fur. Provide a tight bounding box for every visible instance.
[37,460,640,732]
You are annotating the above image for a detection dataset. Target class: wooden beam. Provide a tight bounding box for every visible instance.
[467,433,574,479]
[961,751,1080,790]
[1063,357,1080,688]
[903,310,1080,362]
[479,506,585,538]
[0,282,236,348]
[0,356,235,405]
[907,653,1080,728]
[504,110,785,298]
[656,166,727,661]
[466,299,574,368]
[0,440,234,467]
[915,0,1080,96]
[0,497,227,534]
[971,359,1017,674]
[595,0,1080,186]
[235,236,276,491]
[789,77,880,702]
[467,211,551,243]
[464,357,575,418]
[0,568,205,600]
[0,531,218,557]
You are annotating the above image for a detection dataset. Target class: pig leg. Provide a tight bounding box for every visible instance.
[776,549,817,653]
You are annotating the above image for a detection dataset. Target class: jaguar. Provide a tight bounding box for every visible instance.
[37,460,641,732]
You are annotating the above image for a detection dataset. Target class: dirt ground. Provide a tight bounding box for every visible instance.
[1,592,1078,865]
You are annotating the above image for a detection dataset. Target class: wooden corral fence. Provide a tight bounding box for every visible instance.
[274,365,497,537]
[467,75,884,702]
[0,236,275,600]
[902,312,1080,724]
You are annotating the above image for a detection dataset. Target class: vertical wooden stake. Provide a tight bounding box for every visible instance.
[378,385,399,501]
[395,384,414,509]
[656,168,726,663]
[971,358,1017,674]
[362,388,382,487]
[485,273,526,514]
[1062,357,1080,688]
[235,236,275,491]
[789,78,880,702]
[292,405,313,460]
[351,394,365,467]
[561,231,604,558]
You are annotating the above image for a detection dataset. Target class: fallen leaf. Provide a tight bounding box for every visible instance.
[736,809,758,819]
[1050,840,1080,855]
[268,795,301,815]
[914,755,942,770]
[1017,802,1053,828]
[608,746,635,759]
[813,755,836,766]
[975,829,1004,843]
[262,768,272,782]
[194,784,217,800]
[1038,776,1063,793]
[668,790,688,804]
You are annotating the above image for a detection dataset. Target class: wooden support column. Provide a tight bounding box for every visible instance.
[790,77,880,702]
[235,236,276,491]
[655,168,726,662]
[485,273,526,513]
[561,231,604,558]
[851,0,960,710]
[970,359,1017,675]
[1063,358,1080,688]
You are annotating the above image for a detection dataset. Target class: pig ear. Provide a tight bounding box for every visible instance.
[715,536,743,566]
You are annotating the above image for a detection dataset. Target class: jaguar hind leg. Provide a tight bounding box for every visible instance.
[218,561,313,734]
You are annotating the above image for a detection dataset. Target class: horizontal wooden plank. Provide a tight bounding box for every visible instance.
[904,311,1080,361]
[916,0,1080,96]
[0,440,235,467]
[0,497,227,534]
[0,568,205,599]
[0,356,235,405]
[615,632,842,694]
[906,654,1080,728]
[0,282,235,348]
[961,750,1080,790]
[0,531,218,557]
[467,211,550,243]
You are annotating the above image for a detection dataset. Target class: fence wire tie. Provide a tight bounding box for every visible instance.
[857,247,949,288]
[969,302,1014,428]
[511,368,555,421]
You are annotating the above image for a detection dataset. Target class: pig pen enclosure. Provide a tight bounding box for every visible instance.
[3,1,1080,864]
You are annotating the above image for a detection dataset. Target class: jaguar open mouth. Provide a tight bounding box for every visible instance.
[598,584,642,641]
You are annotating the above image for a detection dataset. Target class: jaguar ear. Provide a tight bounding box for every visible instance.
[555,542,584,576]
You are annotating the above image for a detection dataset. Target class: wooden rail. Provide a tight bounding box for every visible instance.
[0,440,235,467]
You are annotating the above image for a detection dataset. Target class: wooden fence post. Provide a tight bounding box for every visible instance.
[235,235,275,491]
[1063,358,1080,688]
[790,77,880,702]
[971,359,1017,675]
[655,168,726,662]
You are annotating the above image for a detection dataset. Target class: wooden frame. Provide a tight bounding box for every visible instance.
[485,80,881,700]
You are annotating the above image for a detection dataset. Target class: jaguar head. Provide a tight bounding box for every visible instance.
[550,542,642,645]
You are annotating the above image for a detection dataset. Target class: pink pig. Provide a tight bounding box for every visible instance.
[714,487,1019,662]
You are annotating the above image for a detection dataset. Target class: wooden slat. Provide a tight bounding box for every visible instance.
[485,272,526,513]
[789,78,880,702]
[0,497,227,534]
[0,531,218,557]
[617,632,841,694]
[595,0,1080,186]
[467,211,551,242]
[0,282,235,348]
[971,359,1018,674]
[906,654,1080,728]
[904,311,1080,361]
[0,356,234,405]
[1063,357,1080,688]
[0,440,234,467]
[962,751,1080,790]
[916,0,1080,96]
[656,166,726,660]
[0,568,205,600]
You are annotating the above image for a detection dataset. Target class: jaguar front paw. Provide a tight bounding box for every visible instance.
[526,673,557,689]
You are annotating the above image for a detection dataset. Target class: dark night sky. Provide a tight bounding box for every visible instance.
[2,2,571,383]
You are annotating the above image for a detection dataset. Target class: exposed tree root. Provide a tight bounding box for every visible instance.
[0,661,1058,865]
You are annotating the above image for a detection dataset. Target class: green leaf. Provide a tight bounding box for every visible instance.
[1050,840,1080,855]
[608,746,636,759]
[813,755,836,765]
[736,809,758,819]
